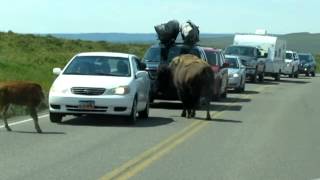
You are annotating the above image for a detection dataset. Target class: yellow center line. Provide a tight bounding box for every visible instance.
[100,85,267,180]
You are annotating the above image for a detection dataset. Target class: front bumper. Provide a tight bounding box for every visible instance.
[49,94,134,115]
[245,68,256,76]
[227,77,241,88]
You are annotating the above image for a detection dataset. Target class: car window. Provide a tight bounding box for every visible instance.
[143,46,201,63]
[204,50,218,66]
[286,53,293,59]
[225,57,239,68]
[225,46,255,57]
[298,54,312,62]
[63,56,131,77]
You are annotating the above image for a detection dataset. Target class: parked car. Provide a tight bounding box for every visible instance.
[143,43,208,101]
[224,45,265,82]
[203,47,228,99]
[225,55,246,92]
[298,53,317,77]
[282,50,299,78]
[49,52,150,124]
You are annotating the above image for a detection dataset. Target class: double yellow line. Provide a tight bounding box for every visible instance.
[100,86,266,180]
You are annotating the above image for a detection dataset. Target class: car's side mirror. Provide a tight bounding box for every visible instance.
[135,71,147,79]
[53,68,62,75]
[240,65,246,69]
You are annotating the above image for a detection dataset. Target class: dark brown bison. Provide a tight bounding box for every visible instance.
[0,81,44,133]
[157,54,215,120]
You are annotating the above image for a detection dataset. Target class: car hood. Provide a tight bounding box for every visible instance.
[236,56,256,66]
[285,59,293,63]
[53,75,133,89]
[228,68,240,75]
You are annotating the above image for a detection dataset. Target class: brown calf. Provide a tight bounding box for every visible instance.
[0,81,44,133]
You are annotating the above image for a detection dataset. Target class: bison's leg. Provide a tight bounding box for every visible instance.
[205,98,212,120]
[29,107,42,133]
[1,105,12,131]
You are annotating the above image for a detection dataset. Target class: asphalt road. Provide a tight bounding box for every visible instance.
[1,75,320,180]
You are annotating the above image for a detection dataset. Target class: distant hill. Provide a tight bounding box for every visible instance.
[49,32,320,54]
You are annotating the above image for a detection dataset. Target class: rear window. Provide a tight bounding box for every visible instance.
[225,57,239,68]
[143,46,201,63]
[298,54,312,62]
[63,56,131,77]
[286,53,293,59]
[204,50,218,65]
[225,46,255,57]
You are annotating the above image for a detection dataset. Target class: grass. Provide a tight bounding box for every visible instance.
[0,31,149,117]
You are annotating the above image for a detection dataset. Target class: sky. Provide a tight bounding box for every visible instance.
[0,0,319,34]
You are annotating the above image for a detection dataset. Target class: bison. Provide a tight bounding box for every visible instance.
[0,81,44,133]
[157,54,215,120]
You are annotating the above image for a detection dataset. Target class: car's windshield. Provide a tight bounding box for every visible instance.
[225,46,255,57]
[225,57,239,68]
[63,56,131,77]
[286,53,293,60]
[298,54,312,62]
[143,46,201,63]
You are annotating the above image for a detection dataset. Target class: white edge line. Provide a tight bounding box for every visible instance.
[0,114,49,129]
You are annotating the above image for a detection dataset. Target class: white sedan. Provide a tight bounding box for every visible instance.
[48,52,150,124]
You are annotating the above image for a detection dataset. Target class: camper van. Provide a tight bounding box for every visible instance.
[233,31,286,81]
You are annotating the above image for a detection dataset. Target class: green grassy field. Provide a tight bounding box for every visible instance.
[0,32,149,92]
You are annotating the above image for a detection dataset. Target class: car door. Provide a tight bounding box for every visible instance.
[219,52,228,94]
[132,57,148,110]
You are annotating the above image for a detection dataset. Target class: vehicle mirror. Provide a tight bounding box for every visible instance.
[135,71,146,79]
[241,65,246,69]
[53,67,62,75]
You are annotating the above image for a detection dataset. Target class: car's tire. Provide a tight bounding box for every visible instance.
[258,71,264,82]
[294,72,299,78]
[221,89,227,98]
[306,73,309,77]
[250,70,257,83]
[127,98,137,125]
[50,113,63,123]
[274,72,281,81]
[138,98,149,119]
[288,74,293,78]
[311,71,315,77]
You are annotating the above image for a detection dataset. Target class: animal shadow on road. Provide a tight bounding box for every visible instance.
[151,101,242,112]
[193,117,242,123]
[60,115,174,128]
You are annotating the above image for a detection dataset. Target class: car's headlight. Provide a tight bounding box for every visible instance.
[107,86,130,95]
[233,73,240,78]
[50,85,68,94]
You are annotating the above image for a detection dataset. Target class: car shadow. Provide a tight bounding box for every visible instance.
[60,115,174,128]
[278,79,310,84]
[12,131,66,135]
[241,90,259,95]
[151,101,242,112]
[218,97,251,103]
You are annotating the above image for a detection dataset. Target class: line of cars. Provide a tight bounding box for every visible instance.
[48,40,317,125]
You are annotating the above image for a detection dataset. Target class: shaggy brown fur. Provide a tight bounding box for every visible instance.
[0,81,44,133]
[157,54,215,120]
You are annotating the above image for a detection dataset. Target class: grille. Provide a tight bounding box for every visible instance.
[71,87,106,95]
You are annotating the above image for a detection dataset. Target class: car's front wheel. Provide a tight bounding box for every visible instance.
[127,98,137,125]
[50,112,63,123]
[138,98,150,119]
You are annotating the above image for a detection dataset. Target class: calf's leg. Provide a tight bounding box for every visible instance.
[29,107,42,133]
[1,105,12,131]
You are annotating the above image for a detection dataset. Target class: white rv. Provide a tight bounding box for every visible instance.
[233,31,286,80]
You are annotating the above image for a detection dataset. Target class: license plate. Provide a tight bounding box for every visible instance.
[79,100,95,110]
